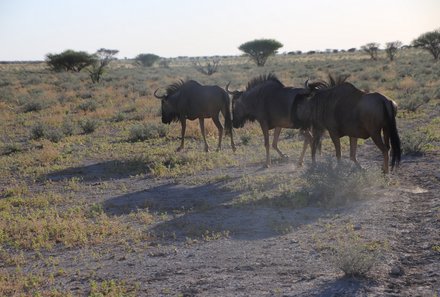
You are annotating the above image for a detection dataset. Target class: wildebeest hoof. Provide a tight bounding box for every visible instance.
[176,146,184,152]
[204,147,209,152]
[264,163,270,168]
[297,162,303,167]
[231,146,237,153]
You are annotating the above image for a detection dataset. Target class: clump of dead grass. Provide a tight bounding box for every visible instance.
[303,158,385,207]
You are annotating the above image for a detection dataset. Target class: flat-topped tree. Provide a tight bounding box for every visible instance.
[46,50,95,72]
[238,39,283,66]
[412,29,440,60]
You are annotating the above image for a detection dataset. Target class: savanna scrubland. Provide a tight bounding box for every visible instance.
[0,49,439,296]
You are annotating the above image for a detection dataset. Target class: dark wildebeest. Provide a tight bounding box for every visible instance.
[294,75,401,173]
[226,74,320,167]
[154,80,235,152]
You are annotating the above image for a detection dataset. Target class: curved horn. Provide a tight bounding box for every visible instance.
[225,82,234,95]
[154,88,166,99]
[304,79,310,89]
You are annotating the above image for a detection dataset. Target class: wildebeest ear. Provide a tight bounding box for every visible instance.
[153,89,167,100]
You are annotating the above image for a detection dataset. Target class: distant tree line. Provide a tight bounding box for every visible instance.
[45,28,440,77]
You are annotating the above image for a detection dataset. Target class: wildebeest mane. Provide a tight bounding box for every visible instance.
[328,73,350,87]
[246,73,284,91]
[166,80,186,97]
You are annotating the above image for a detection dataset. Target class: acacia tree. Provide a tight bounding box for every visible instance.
[412,29,440,60]
[46,50,95,72]
[88,48,119,83]
[238,39,283,66]
[385,41,402,61]
[361,43,380,60]
[193,58,220,75]
[135,53,160,67]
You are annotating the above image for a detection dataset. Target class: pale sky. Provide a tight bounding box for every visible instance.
[0,0,439,61]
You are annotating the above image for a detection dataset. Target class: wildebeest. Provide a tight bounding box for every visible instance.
[294,75,401,173]
[154,80,235,152]
[226,74,317,167]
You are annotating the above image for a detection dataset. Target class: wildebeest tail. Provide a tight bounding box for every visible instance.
[384,99,401,169]
[223,94,233,136]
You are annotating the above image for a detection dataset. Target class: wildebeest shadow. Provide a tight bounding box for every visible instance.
[103,178,331,242]
[103,181,236,215]
[45,160,150,182]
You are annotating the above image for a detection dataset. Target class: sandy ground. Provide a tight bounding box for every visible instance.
[5,145,440,296]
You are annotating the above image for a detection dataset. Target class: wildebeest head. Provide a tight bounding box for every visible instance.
[226,83,248,128]
[154,89,179,124]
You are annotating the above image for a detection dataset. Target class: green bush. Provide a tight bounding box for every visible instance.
[30,123,64,142]
[77,100,98,112]
[240,135,251,145]
[62,119,75,136]
[80,119,99,134]
[128,123,168,142]
[45,129,64,143]
[23,100,44,113]
[1,143,23,156]
[30,123,47,140]
[401,130,433,155]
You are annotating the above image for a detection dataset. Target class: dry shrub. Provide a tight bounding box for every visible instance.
[35,140,60,165]
[304,158,384,207]
[128,123,169,142]
[398,76,418,91]
[328,233,381,277]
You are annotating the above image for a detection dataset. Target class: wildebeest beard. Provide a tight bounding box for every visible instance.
[162,111,180,124]
[232,113,255,128]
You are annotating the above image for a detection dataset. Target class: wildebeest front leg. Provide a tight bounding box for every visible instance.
[272,127,287,159]
[199,118,209,152]
[212,115,223,151]
[349,137,361,168]
[260,121,271,167]
[177,118,186,152]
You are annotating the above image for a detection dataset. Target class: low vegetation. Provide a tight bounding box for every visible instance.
[0,48,438,294]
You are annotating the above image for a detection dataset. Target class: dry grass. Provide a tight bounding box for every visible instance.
[0,48,438,292]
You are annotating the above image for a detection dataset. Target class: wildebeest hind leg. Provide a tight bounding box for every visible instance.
[272,127,287,159]
[298,129,312,166]
[199,118,209,152]
[370,132,389,173]
[311,128,323,165]
[329,131,342,163]
[177,118,186,152]
[212,115,223,151]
